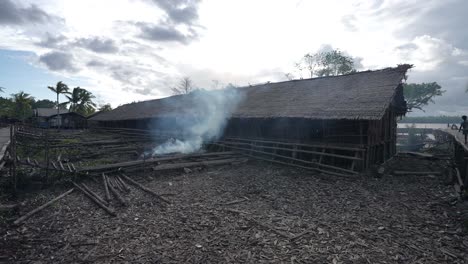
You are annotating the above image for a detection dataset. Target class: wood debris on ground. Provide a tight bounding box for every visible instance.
[1,160,467,263]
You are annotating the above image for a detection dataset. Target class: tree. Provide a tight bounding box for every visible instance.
[317,50,355,77]
[171,77,195,95]
[76,88,96,116]
[98,103,113,112]
[32,99,56,109]
[403,82,444,111]
[12,91,34,121]
[0,87,5,93]
[295,49,355,78]
[62,87,97,116]
[0,97,14,118]
[48,81,70,129]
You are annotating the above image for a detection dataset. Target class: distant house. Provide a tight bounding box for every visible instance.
[33,108,87,129]
[33,108,69,128]
[48,112,87,129]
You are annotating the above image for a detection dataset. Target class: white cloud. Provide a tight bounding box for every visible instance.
[0,0,467,113]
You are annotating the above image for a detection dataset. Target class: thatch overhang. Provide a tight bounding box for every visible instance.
[90,65,411,122]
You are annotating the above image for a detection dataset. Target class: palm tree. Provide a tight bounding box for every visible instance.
[62,87,82,112]
[47,81,70,129]
[77,89,96,115]
[12,91,34,122]
[62,87,96,116]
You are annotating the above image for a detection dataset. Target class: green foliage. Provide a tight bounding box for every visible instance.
[62,87,97,116]
[0,96,14,117]
[47,81,70,117]
[296,49,355,78]
[11,91,34,121]
[403,82,444,111]
[32,99,55,109]
[47,81,70,98]
[98,103,113,112]
[399,115,461,124]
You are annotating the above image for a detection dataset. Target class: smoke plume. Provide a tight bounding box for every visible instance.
[152,88,244,155]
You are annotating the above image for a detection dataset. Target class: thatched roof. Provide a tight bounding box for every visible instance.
[48,112,86,119]
[90,65,411,121]
[34,108,69,117]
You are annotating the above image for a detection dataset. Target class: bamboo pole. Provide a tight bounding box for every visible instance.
[214,143,357,175]
[106,176,127,206]
[116,176,131,192]
[152,158,242,171]
[72,182,116,216]
[13,188,74,225]
[102,173,111,202]
[120,174,170,204]
[81,183,108,205]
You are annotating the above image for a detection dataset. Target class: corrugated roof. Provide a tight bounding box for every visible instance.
[90,65,411,121]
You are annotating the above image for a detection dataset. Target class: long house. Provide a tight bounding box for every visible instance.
[89,65,411,175]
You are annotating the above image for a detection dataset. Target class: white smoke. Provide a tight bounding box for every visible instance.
[152,88,244,155]
[153,138,202,154]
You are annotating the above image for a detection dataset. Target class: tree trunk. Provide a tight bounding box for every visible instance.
[57,93,60,130]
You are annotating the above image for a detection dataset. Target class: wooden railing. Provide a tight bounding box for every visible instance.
[211,137,365,176]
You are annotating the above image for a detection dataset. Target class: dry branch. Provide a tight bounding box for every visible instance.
[393,171,442,175]
[13,188,74,225]
[222,198,249,206]
[0,204,19,211]
[249,218,291,239]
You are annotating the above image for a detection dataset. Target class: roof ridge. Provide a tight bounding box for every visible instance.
[243,64,413,88]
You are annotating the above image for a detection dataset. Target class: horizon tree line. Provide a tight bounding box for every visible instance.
[0,83,113,122]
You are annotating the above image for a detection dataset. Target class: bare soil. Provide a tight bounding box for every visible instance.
[1,160,467,263]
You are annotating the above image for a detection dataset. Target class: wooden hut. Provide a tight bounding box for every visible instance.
[89,65,411,174]
[33,108,69,128]
[48,112,87,129]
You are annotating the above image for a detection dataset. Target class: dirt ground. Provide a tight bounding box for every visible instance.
[1,160,467,263]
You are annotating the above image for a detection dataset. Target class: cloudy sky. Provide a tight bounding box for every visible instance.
[0,0,467,116]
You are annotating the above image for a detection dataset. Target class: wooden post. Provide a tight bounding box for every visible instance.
[359,121,364,145]
[464,158,468,187]
[45,129,50,184]
[292,145,297,159]
[10,125,17,194]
